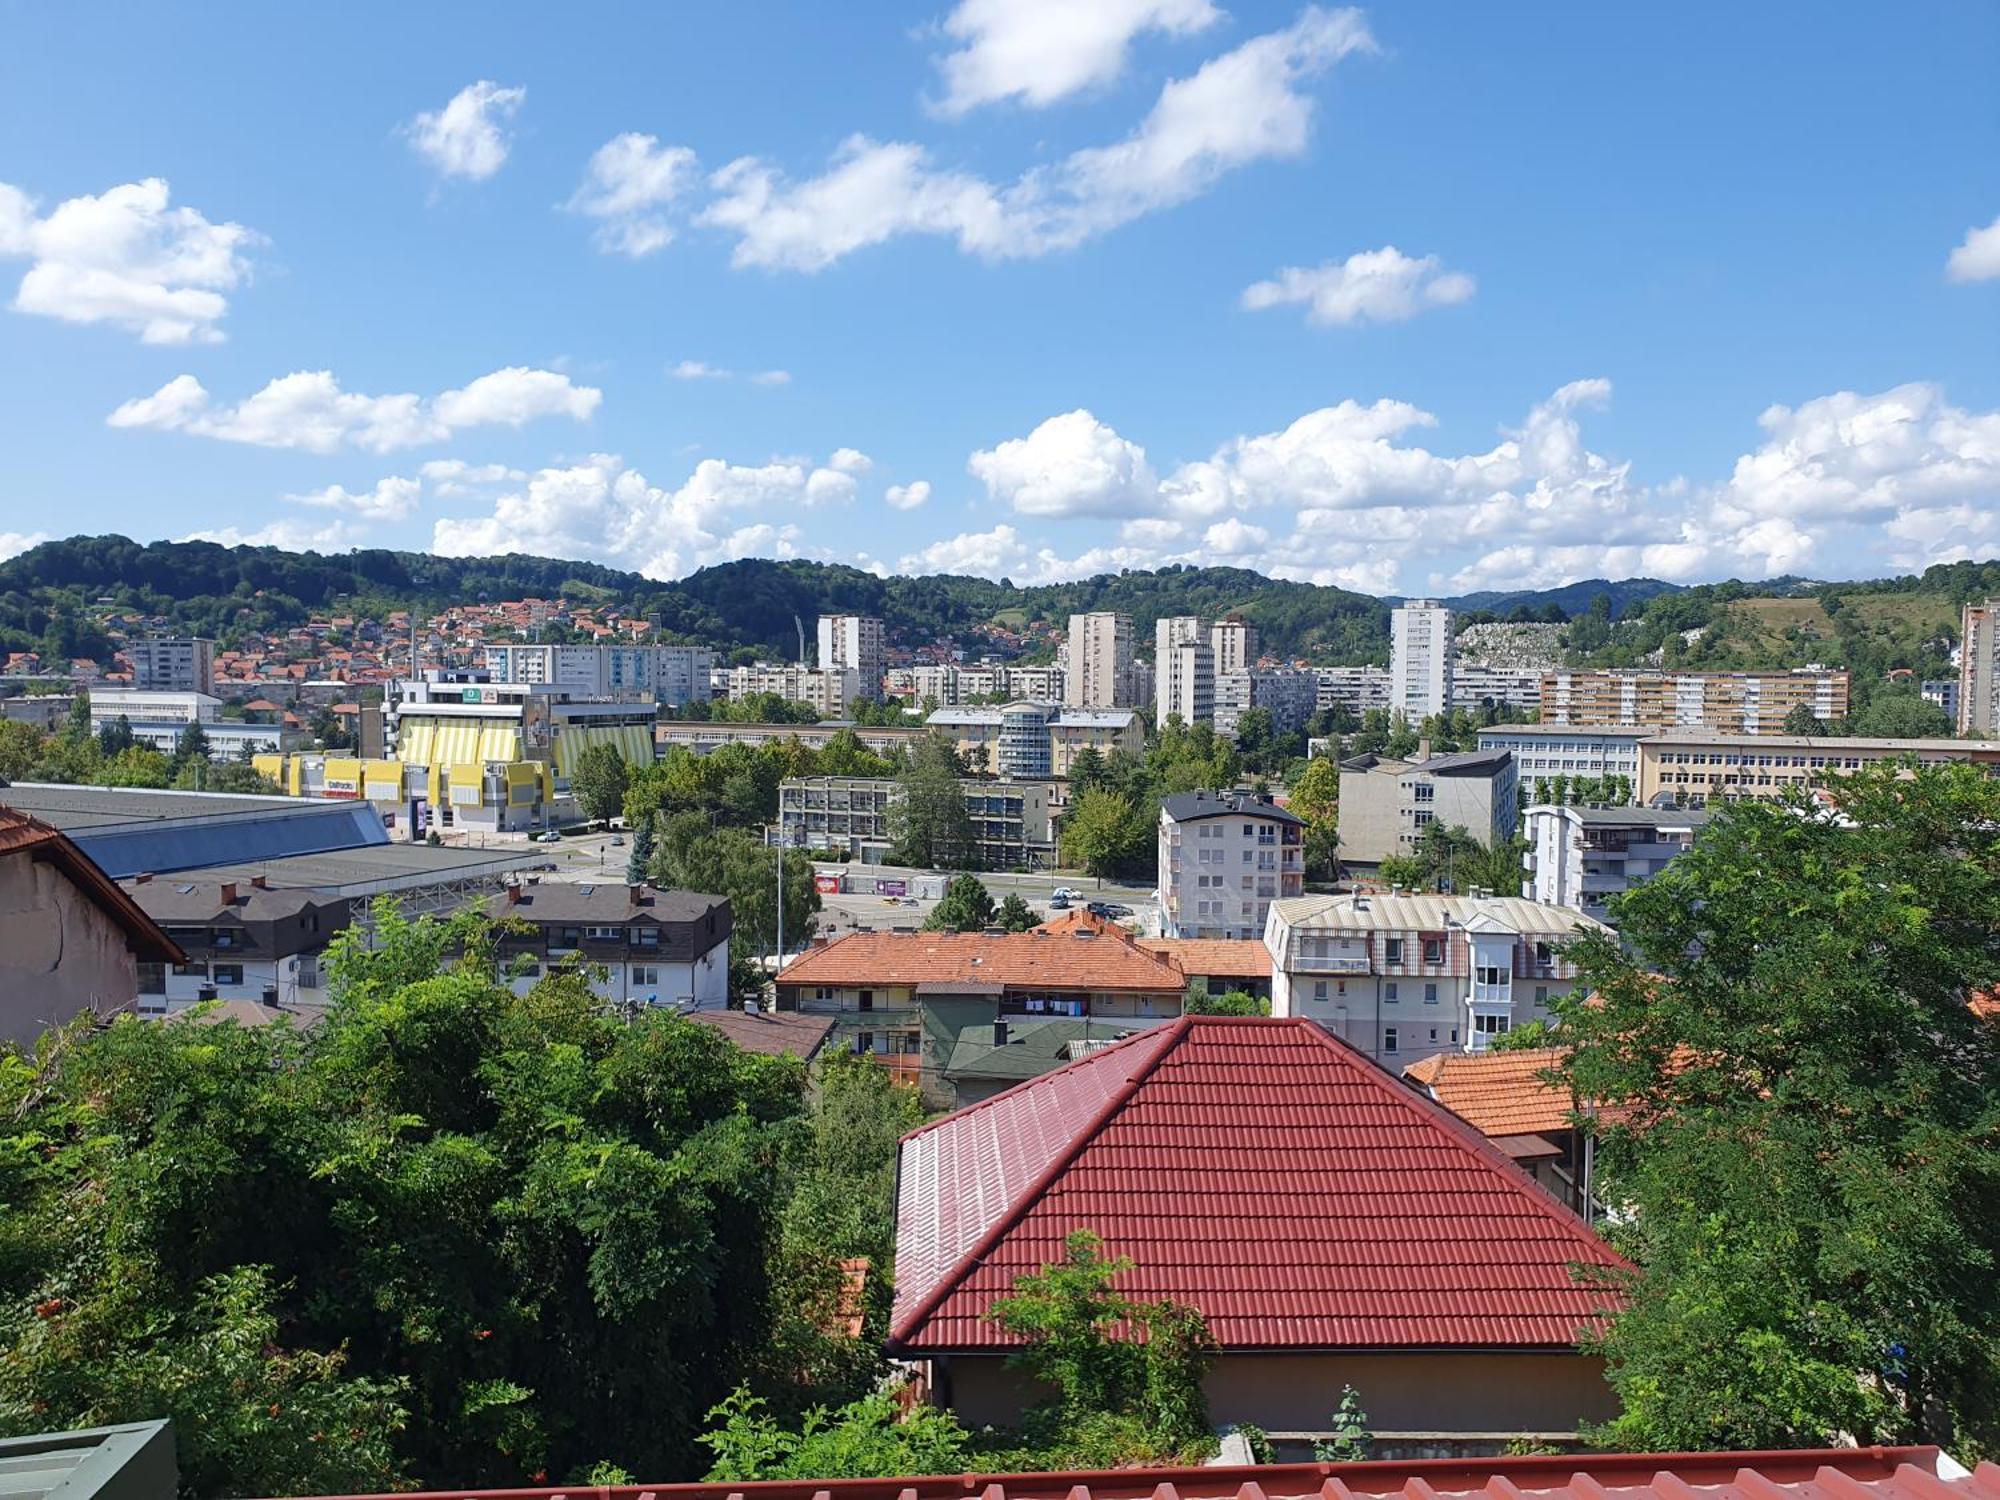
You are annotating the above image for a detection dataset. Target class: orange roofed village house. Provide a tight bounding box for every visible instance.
[890,1016,1627,1453]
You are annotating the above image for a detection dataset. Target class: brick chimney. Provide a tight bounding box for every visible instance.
[250,874,269,890]
[219,881,239,906]
[505,883,523,905]
[1417,737,1432,761]
[134,872,153,884]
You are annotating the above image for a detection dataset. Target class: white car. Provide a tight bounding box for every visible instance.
[1052,886,1081,901]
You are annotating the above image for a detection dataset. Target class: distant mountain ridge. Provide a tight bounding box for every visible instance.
[2,534,1993,672]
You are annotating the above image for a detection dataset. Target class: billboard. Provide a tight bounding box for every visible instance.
[874,878,907,896]
[813,873,843,894]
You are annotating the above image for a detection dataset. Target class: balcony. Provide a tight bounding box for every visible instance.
[1291,950,1371,973]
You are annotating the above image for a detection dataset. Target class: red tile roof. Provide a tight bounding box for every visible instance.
[778,926,1187,995]
[891,1016,1625,1353]
[273,1446,1991,1500]
[1140,936,1272,980]
[1403,1047,1575,1138]
[686,1007,835,1059]
[0,807,183,964]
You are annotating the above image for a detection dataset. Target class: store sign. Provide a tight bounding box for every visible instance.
[875,878,906,896]
[813,873,842,894]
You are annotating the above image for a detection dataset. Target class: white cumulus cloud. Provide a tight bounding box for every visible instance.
[701,6,1373,270]
[930,0,1221,116]
[0,531,50,563]
[968,409,1157,516]
[885,480,932,510]
[1946,213,2000,283]
[287,475,423,521]
[107,365,601,454]
[407,81,525,181]
[567,133,700,256]
[0,177,259,344]
[1242,245,1475,327]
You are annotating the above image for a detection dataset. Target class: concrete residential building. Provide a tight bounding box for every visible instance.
[482,643,713,706]
[1477,724,1653,800]
[817,614,886,701]
[1390,599,1455,719]
[1541,668,1850,735]
[482,881,731,1009]
[1157,789,1305,940]
[1451,665,1544,712]
[1315,665,1390,717]
[87,688,303,759]
[890,1017,1624,1443]
[927,701,1144,777]
[779,775,1057,868]
[1211,614,1259,675]
[1636,730,2000,806]
[125,875,350,1015]
[1065,612,1136,708]
[1266,891,1606,1063]
[1155,616,1213,727]
[1960,598,2000,737]
[0,807,184,1047]
[1522,803,1711,924]
[1922,678,1959,726]
[129,636,214,695]
[719,662,862,718]
[1337,747,1518,873]
[1213,667,1317,741]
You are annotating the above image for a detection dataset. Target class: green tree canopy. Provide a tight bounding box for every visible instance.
[571,742,631,823]
[887,733,976,871]
[924,873,997,932]
[1556,764,2000,1452]
[1058,786,1152,879]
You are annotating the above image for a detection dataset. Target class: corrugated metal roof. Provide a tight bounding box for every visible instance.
[890,1016,1625,1353]
[1268,893,1605,937]
[270,1445,1992,1500]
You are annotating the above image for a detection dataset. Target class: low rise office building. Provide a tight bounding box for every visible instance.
[1476,724,1652,799]
[89,688,303,759]
[927,701,1144,778]
[1337,746,1518,872]
[1521,802,1710,922]
[483,880,731,1009]
[1157,789,1305,940]
[778,775,1056,869]
[1636,730,2000,806]
[482,643,713,705]
[1265,891,1605,1065]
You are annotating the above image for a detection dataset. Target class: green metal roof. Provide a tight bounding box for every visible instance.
[0,1422,175,1500]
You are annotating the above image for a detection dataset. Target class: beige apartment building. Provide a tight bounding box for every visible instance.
[1960,598,2000,737]
[1637,730,2000,806]
[1065,612,1136,708]
[1541,668,1849,735]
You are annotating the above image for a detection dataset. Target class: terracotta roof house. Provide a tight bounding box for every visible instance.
[1141,936,1273,998]
[269,1447,1994,1500]
[0,807,184,1046]
[685,1006,835,1060]
[1402,1047,1591,1213]
[892,1016,1626,1448]
[777,924,1188,1105]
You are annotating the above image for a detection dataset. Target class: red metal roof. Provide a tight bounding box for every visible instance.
[891,1016,1626,1352]
[271,1445,1992,1500]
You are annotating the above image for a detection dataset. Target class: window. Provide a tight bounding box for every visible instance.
[1312,981,1329,1002]
[1384,982,1399,1003]
[1534,940,1555,965]
[212,963,244,987]
[1383,1027,1399,1055]
[1424,982,1438,1005]
[855,1031,874,1054]
[632,964,659,986]
[1428,1027,1439,1042]
[1534,985,1549,1007]
[1422,937,1443,965]
[1412,809,1435,828]
[137,963,165,996]
[1474,1013,1511,1036]
[1384,937,1404,964]
[1475,964,1507,987]
[632,927,660,947]
[858,989,875,1011]
[811,985,836,1003]
[585,925,622,940]
[173,961,206,978]
[1412,783,1434,803]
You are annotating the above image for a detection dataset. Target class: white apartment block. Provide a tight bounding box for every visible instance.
[1451,665,1544,712]
[1476,725,1652,800]
[1157,789,1305,940]
[1155,616,1214,727]
[1336,747,1518,872]
[1390,600,1455,720]
[904,662,1062,707]
[1959,599,2000,737]
[1065,612,1137,709]
[1211,614,1260,675]
[483,643,713,705]
[817,614,887,702]
[1265,892,1606,1066]
[1214,667,1318,740]
[1522,803,1710,925]
[1922,679,1959,725]
[128,637,214,695]
[1316,666,1391,717]
[89,688,296,758]
[720,663,861,718]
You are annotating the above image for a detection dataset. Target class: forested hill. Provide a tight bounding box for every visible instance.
[5,535,1998,678]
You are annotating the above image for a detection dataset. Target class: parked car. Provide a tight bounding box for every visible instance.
[1052,886,1081,901]
[1048,895,1071,910]
[609,836,625,847]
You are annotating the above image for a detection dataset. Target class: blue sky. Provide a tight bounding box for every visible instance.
[2,1,1996,595]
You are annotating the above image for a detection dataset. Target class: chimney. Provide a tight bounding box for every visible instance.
[219,881,239,906]
[506,883,523,905]
[134,872,153,884]
[629,882,645,904]
[993,1020,1010,1048]
[250,874,269,890]
[1417,737,1432,760]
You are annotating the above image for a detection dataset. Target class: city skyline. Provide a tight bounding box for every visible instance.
[2,3,1997,594]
